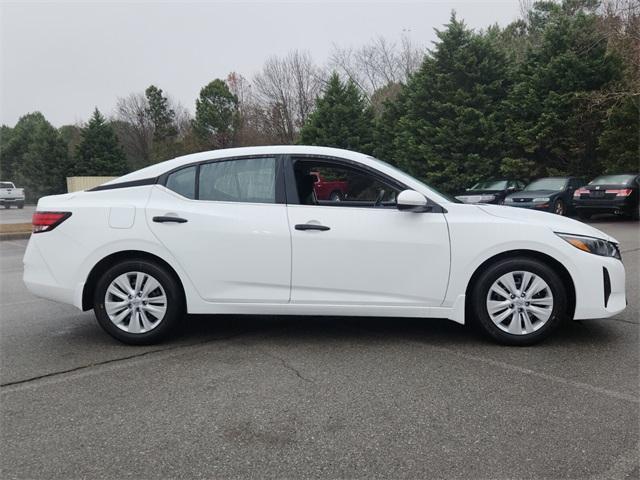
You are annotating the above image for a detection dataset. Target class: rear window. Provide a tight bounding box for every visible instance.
[165,166,196,199]
[589,174,636,185]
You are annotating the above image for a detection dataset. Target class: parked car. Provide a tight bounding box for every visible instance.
[0,181,25,209]
[574,174,639,221]
[311,171,349,201]
[504,177,585,216]
[455,179,525,205]
[24,146,626,346]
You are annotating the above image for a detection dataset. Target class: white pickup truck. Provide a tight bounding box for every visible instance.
[0,181,25,209]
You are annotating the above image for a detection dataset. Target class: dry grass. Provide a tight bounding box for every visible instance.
[0,223,31,234]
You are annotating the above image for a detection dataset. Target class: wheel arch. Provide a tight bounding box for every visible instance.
[464,249,576,320]
[82,250,187,311]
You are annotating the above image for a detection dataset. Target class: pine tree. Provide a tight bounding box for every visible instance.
[299,73,374,154]
[193,79,239,148]
[382,14,511,193]
[504,1,622,178]
[73,108,128,176]
[145,85,177,142]
[1,112,70,201]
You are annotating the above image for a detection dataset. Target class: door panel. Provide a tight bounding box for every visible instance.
[147,186,291,303]
[287,205,450,306]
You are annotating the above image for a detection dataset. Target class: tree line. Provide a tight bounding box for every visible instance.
[0,0,637,201]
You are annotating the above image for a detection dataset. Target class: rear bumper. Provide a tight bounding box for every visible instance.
[575,198,635,214]
[23,238,83,309]
[0,198,25,203]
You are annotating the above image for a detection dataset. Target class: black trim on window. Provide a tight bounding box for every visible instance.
[89,177,158,191]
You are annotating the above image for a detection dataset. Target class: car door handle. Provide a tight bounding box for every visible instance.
[295,223,330,231]
[153,216,188,223]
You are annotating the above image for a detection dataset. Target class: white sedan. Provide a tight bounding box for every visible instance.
[23,146,626,345]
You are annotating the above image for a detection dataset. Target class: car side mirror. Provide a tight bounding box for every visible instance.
[397,190,431,212]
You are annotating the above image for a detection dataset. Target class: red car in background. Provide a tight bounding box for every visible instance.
[311,171,349,201]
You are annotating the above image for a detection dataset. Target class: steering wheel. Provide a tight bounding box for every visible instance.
[374,189,386,207]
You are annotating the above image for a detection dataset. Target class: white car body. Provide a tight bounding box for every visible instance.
[23,146,626,331]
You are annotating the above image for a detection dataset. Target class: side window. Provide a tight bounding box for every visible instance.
[165,166,196,199]
[199,157,276,203]
[293,159,400,207]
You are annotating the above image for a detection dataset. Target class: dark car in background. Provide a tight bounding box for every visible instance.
[455,179,525,205]
[574,174,639,220]
[504,177,585,216]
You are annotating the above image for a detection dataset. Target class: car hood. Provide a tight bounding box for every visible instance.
[461,189,502,195]
[477,204,618,243]
[507,190,558,199]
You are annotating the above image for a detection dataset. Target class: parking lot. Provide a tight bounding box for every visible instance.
[0,219,638,479]
[0,205,35,224]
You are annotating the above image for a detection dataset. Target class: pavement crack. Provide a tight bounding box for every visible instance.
[259,349,313,383]
[0,330,250,389]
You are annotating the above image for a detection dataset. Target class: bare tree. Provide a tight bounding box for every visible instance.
[253,50,323,143]
[330,34,423,100]
[114,93,153,169]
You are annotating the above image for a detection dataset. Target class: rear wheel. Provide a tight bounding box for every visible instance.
[471,258,567,345]
[3,204,9,209]
[17,203,24,209]
[93,259,183,345]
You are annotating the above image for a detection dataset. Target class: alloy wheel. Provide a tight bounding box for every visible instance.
[555,201,565,215]
[485,270,554,335]
[104,271,167,333]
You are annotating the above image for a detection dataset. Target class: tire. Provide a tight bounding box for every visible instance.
[553,199,566,216]
[632,203,639,221]
[3,204,9,209]
[577,210,592,220]
[471,257,567,346]
[329,191,343,202]
[17,203,24,209]
[93,259,184,345]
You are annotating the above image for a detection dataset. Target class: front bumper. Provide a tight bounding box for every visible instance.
[504,201,551,211]
[572,253,626,320]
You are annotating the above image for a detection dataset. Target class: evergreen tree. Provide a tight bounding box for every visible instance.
[598,97,640,174]
[193,79,239,148]
[145,85,177,141]
[73,108,128,176]
[0,112,70,201]
[504,1,622,178]
[299,73,374,154]
[382,14,511,193]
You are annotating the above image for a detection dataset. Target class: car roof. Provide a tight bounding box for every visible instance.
[103,146,374,186]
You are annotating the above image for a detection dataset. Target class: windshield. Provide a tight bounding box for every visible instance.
[470,180,507,190]
[369,157,461,203]
[524,178,567,191]
[0,182,14,188]
[589,174,636,185]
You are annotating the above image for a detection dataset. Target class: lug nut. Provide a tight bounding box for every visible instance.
[510,294,515,299]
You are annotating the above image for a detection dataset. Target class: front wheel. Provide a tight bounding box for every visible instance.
[93,259,184,345]
[471,258,567,345]
[553,199,566,216]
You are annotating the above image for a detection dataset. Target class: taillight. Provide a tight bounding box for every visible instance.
[32,211,72,233]
[574,188,588,197]
[605,189,633,196]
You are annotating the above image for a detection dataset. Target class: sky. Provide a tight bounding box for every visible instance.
[1,0,522,127]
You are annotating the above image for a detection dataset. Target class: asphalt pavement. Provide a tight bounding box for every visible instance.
[0,205,35,224]
[0,220,638,479]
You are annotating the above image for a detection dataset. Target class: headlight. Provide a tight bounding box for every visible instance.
[556,233,621,260]
[479,194,496,202]
[533,197,549,202]
[504,197,514,203]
